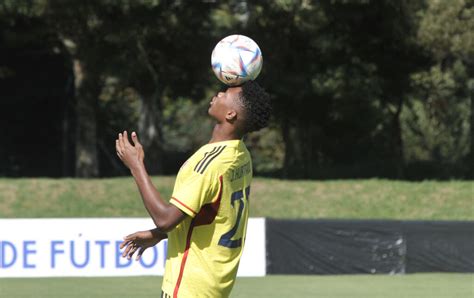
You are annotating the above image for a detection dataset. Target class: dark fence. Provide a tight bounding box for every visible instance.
[266,219,474,274]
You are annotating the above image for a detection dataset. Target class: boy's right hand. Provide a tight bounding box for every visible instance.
[120,230,165,261]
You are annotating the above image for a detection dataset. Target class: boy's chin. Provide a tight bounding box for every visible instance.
[207,111,222,123]
[208,109,216,119]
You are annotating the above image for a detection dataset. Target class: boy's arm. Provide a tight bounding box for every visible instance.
[116,130,187,232]
[131,163,187,232]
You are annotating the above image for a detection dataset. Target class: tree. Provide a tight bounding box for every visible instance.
[44,1,110,177]
[405,0,473,177]
[99,1,215,174]
[44,1,215,176]
[243,0,423,178]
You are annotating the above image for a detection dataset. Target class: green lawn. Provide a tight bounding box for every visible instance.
[0,274,471,298]
[0,177,471,220]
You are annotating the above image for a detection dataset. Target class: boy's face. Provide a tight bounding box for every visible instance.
[208,86,243,123]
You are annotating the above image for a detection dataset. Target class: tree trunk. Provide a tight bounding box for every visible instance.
[298,119,310,178]
[470,90,474,178]
[138,92,164,175]
[281,115,294,179]
[62,71,75,177]
[392,96,405,179]
[135,37,165,175]
[73,59,99,177]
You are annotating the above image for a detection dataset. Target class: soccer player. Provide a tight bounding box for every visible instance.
[115,81,271,298]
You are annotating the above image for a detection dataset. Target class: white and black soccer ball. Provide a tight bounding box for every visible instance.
[211,34,263,86]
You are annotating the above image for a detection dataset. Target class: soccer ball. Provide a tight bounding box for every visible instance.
[211,34,263,86]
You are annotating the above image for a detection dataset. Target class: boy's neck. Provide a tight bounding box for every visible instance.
[209,123,243,144]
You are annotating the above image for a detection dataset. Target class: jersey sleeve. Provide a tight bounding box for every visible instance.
[170,169,220,218]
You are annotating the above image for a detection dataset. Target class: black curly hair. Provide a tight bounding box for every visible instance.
[238,81,272,133]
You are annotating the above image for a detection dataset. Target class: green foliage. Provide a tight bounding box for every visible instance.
[245,126,285,174]
[401,0,473,173]
[404,65,470,163]
[417,0,474,61]
[0,0,46,17]
[162,96,213,152]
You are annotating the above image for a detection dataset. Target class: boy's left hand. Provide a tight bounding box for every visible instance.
[116,130,145,171]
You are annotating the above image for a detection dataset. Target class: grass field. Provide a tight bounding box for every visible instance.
[0,177,471,220]
[0,274,472,298]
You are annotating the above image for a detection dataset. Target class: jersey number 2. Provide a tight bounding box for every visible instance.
[218,186,250,248]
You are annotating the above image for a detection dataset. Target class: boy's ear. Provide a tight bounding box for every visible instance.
[226,110,237,122]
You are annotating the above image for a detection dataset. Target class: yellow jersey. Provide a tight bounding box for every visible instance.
[163,139,253,298]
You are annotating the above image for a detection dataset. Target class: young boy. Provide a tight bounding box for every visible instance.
[116,81,271,297]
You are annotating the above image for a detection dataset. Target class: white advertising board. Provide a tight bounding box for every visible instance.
[0,218,266,277]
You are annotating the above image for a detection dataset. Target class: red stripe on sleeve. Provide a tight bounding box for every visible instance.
[171,197,197,215]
